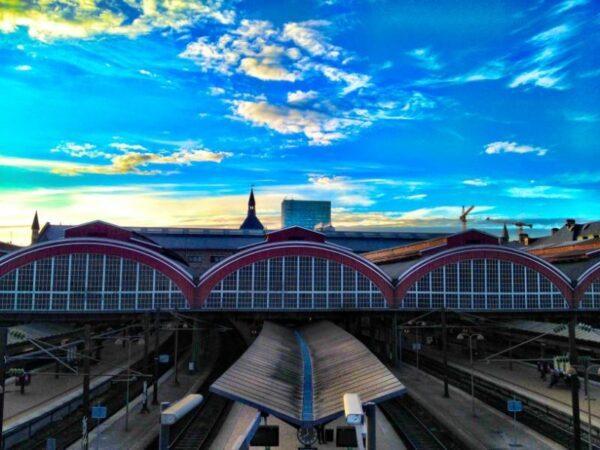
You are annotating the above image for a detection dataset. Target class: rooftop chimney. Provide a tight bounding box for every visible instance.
[519,232,529,246]
[551,227,559,235]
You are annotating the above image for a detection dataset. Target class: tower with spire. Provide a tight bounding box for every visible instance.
[31,211,40,244]
[240,188,264,230]
[501,223,510,244]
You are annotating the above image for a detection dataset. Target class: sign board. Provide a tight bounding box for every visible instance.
[159,354,170,364]
[412,343,422,351]
[507,400,522,413]
[92,406,107,420]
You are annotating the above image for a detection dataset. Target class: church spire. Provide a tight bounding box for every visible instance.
[501,223,509,243]
[248,187,256,214]
[31,211,40,244]
[240,188,264,230]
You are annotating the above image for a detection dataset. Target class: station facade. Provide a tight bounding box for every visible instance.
[0,218,599,314]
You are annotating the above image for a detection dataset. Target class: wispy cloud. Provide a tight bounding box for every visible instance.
[407,48,442,71]
[506,185,580,199]
[15,64,32,71]
[565,112,599,122]
[0,142,232,176]
[509,23,576,90]
[463,178,490,187]
[484,141,548,156]
[394,193,428,200]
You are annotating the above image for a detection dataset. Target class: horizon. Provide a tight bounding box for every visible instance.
[1,0,598,246]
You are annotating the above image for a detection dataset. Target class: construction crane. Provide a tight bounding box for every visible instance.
[459,206,475,231]
[486,217,533,234]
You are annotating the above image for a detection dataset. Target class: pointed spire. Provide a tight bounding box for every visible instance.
[31,211,40,244]
[32,211,39,231]
[248,187,256,212]
[240,187,264,230]
[501,223,509,243]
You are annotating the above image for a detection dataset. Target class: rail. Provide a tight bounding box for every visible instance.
[168,330,245,450]
[3,331,178,449]
[402,349,600,449]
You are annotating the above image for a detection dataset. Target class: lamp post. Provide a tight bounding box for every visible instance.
[457,331,484,417]
[583,363,600,450]
[406,320,427,370]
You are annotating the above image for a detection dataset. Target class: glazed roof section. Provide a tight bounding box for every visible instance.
[210,321,406,426]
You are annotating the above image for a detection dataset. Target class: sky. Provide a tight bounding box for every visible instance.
[0,0,598,245]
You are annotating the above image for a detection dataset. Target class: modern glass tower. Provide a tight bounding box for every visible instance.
[281,199,331,229]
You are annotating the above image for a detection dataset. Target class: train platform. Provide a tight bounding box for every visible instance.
[68,345,219,450]
[419,346,600,429]
[211,400,405,450]
[392,363,563,450]
[3,329,170,432]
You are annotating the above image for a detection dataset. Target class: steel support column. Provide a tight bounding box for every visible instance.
[442,308,450,398]
[568,312,582,450]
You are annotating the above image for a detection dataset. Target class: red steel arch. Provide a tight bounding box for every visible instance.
[574,259,600,302]
[0,238,195,304]
[197,241,395,307]
[395,245,574,307]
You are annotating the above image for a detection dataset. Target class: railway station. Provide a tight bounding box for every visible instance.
[0,204,598,449]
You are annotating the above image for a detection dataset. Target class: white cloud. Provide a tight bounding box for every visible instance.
[395,193,428,200]
[233,100,363,146]
[287,90,318,104]
[414,60,505,87]
[282,20,341,59]
[109,142,148,152]
[179,21,300,82]
[313,64,371,94]
[484,141,548,156]
[506,185,579,199]
[553,0,588,14]
[463,178,490,187]
[0,0,235,42]
[15,64,32,71]
[407,48,442,71]
[1,142,232,176]
[509,23,576,90]
[52,142,111,159]
[565,112,598,122]
[179,18,369,94]
[509,66,566,90]
[209,86,226,96]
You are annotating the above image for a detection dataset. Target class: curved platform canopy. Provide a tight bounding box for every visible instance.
[210,321,406,427]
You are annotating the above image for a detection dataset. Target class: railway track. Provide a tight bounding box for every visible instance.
[402,349,600,450]
[10,331,183,450]
[380,395,463,450]
[164,330,245,450]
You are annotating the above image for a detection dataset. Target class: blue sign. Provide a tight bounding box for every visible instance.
[507,400,522,413]
[92,406,107,419]
[159,354,170,364]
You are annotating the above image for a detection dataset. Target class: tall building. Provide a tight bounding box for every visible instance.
[240,188,264,230]
[281,199,331,230]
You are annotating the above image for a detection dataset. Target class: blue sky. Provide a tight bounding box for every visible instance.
[0,0,598,244]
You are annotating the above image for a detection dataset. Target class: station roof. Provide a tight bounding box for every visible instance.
[210,321,406,427]
[37,223,448,253]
